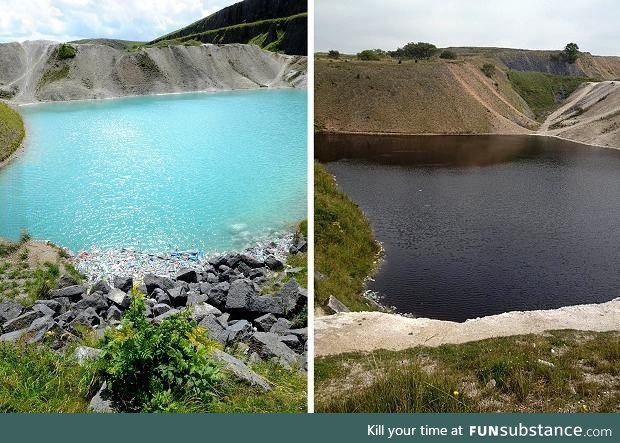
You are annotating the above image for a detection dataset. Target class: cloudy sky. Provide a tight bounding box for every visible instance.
[0,0,237,43]
[316,0,620,56]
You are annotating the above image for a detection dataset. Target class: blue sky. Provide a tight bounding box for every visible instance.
[0,0,238,43]
[316,0,620,56]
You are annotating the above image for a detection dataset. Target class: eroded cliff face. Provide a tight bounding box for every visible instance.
[0,41,306,104]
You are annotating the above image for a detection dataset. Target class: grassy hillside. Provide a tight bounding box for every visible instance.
[508,71,594,120]
[315,47,620,134]
[315,57,536,134]
[0,102,25,163]
[150,13,307,55]
[315,162,380,311]
[150,0,307,55]
[316,330,620,412]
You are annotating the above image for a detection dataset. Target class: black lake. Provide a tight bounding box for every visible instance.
[316,133,620,322]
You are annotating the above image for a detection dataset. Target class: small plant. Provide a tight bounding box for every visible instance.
[439,50,457,60]
[56,43,76,59]
[481,63,496,78]
[97,289,225,412]
[24,261,60,304]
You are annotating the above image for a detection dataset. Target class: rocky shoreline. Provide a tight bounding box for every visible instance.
[1,239,308,409]
[73,232,303,282]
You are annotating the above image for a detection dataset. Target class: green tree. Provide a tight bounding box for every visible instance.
[561,43,580,63]
[390,42,438,60]
[327,50,340,59]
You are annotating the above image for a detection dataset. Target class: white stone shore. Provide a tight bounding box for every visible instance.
[73,233,296,282]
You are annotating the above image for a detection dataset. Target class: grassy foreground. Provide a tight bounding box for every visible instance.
[314,162,380,311]
[0,101,25,163]
[315,330,620,413]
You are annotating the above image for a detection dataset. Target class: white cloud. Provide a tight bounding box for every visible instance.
[0,0,237,42]
[316,0,620,56]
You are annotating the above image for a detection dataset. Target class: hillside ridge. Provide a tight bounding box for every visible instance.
[0,40,306,104]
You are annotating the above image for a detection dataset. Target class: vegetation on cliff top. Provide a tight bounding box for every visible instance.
[0,102,25,163]
[314,163,380,311]
[316,330,620,413]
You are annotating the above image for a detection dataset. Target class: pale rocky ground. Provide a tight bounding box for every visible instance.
[539,80,620,148]
[0,41,306,104]
[315,298,620,356]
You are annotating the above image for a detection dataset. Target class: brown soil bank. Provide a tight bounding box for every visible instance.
[315,47,620,147]
[315,298,620,357]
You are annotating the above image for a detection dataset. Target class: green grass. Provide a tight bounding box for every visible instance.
[37,66,70,91]
[0,101,25,163]
[0,342,96,412]
[212,360,306,413]
[151,13,307,53]
[507,71,593,120]
[316,330,620,413]
[56,43,76,59]
[314,162,381,311]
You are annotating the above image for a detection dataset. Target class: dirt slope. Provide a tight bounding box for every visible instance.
[315,298,620,356]
[539,80,620,148]
[315,58,536,134]
[0,41,306,104]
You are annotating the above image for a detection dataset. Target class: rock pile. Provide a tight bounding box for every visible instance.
[0,251,308,372]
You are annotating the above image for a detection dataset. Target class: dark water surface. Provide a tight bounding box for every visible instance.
[316,133,620,322]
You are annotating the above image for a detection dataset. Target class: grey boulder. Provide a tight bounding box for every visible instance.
[176,268,198,283]
[0,300,23,324]
[113,275,133,293]
[250,332,299,368]
[143,274,174,295]
[253,313,278,331]
[49,285,85,302]
[211,349,271,392]
[106,288,131,309]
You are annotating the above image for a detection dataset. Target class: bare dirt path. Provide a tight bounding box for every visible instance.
[315,298,620,356]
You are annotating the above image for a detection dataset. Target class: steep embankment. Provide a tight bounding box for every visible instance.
[540,80,620,148]
[315,48,620,141]
[0,41,306,104]
[315,58,537,134]
[448,47,620,79]
[150,0,307,55]
[0,102,24,164]
[315,298,620,356]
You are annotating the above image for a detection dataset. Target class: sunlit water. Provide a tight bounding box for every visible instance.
[317,133,620,321]
[0,89,306,252]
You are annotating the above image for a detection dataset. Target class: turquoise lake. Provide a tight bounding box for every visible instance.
[0,89,307,252]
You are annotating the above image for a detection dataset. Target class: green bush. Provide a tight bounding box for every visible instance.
[97,290,225,412]
[439,50,457,60]
[357,49,381,61]
[56,44,76,59]
[481,63,496,78]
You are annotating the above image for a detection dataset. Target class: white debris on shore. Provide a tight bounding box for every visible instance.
[73,233,296,282]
